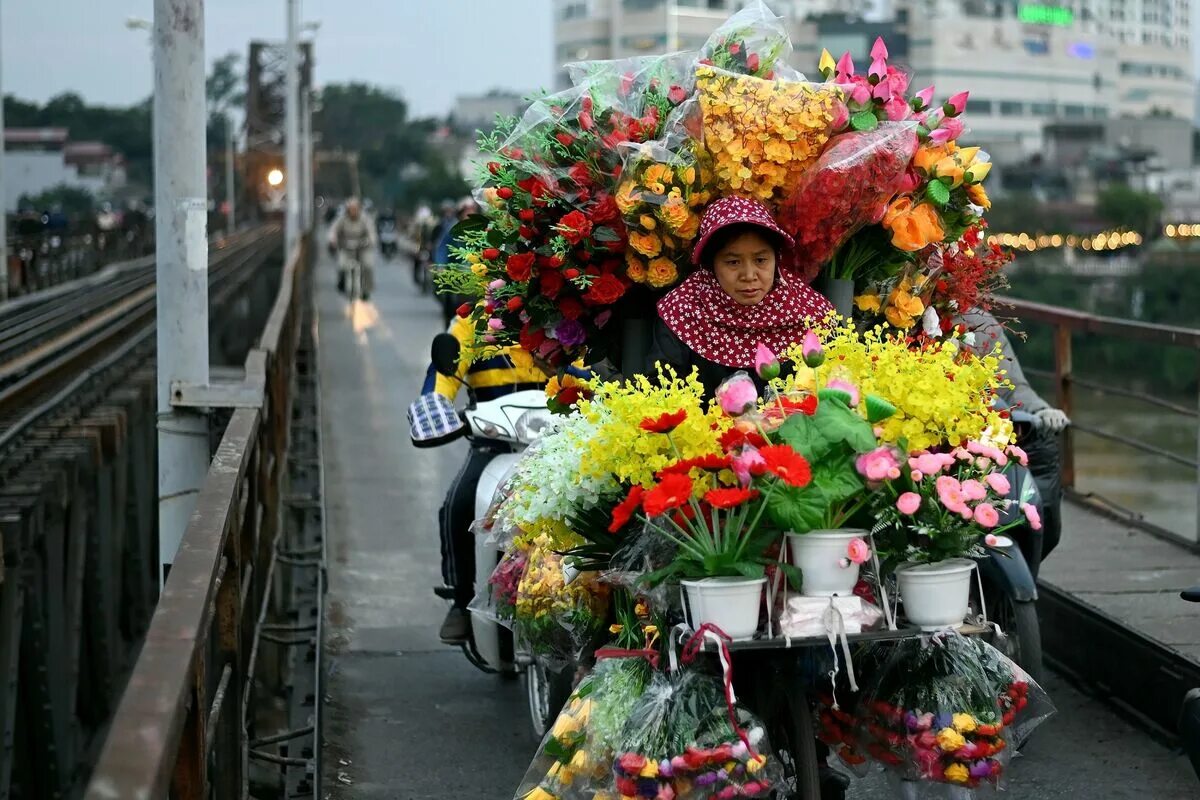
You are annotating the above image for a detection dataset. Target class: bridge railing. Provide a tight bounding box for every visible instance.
[84,238,309,799]
[1006,297,1200,544]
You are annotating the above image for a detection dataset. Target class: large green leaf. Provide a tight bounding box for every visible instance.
[851,111,879,132]
[926,179,951,207]
[811,456,865,505]
[777,413,833,463]
[766,483,828,533]
[812,394,877,453]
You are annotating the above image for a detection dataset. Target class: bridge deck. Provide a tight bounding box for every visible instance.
[316,248,1196,798]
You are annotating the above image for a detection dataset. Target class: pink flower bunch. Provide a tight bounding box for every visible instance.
[856,446,902,483]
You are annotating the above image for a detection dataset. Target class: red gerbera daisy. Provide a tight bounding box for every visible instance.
[642,473,695,517]
[759,445,813,488]
[640,409,687,433]
[718,427,768,452]
[608,485,645,533]
[657,454,732,477]
[780,394,819,416]
[704,487,760,509]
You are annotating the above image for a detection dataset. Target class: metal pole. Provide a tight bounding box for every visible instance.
[285,0,300,252]
[301,90,312,230]
[225,112,236,238]
[0,5,8,302]
[154,0,210,583]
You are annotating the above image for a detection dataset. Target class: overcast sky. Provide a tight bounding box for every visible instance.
[3,0,555,118]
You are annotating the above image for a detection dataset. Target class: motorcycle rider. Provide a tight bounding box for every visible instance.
[419,314,547,644]
[434,198,481,326]
[328,197,378,300]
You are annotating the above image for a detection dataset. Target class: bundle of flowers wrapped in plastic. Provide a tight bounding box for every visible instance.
[471,544,529,627]
[851,632,1054,791]
[515,529,611,666]
[611,669,782,799]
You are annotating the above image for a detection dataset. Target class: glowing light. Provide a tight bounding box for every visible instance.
[267,168,284,186]
[1180,224,1192,237]
[1081,239,1091,250]
[1050,234,1063,247]
[1165,224,1177,237]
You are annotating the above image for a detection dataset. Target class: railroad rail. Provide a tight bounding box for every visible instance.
[0,226,284,798]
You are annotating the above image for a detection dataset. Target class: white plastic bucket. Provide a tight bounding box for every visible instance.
[896,558,976,631]
[786,530,867,597]
[681,576,766,640]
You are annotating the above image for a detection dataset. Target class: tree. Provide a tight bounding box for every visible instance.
[206,51,244,148]
[19,184,96,216]
[1096,183,1163,236]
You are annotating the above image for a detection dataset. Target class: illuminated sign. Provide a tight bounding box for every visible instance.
[1067,42,1096,59]
[1018,5,1075,26]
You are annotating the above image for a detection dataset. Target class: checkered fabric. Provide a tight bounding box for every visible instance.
[408,392,465,447]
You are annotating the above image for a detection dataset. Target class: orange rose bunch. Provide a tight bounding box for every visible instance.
[882,197,945,252]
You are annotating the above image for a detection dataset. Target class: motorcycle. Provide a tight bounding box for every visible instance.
[412,333,574,738]
[378,219,400,260]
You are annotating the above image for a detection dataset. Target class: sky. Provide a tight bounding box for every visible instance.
[3,0,555,118]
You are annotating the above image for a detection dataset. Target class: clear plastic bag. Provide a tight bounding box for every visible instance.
[566,51,697,142]
[693,65,843,205]
[514,657,654,800]
[515,541,612,669]
[470,545,528,629]
[852,631,1055,792]
[612,668,784,799]
[698,0,794,80]
[777,123,920,282]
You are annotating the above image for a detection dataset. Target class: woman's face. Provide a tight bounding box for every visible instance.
[712,230,776,306]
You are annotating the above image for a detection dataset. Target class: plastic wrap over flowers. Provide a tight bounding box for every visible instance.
[470,545,528,630]
[611,670,783,799]
[515,537,611,668]
[515,657,653,800]
[697,0,795,80]
[777,123,919,282]
[850,632,1055,792]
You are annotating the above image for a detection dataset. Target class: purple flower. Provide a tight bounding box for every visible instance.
[658,759,673,777]
[594,310,613,329]
[554,318,586,347]
[969,760,993,779]
[695,772,718,787]
[934,712,953,730]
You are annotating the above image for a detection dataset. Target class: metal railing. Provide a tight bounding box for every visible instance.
[1006,296,1200,544]
[5,227,155,298]
[84,238,310,799]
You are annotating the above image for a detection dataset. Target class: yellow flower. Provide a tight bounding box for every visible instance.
[639,214,657,231]
[952,713,978,733]
[646,257,678,289]
[625,252,648,284]
[966,161,993,183]
[569,749,591,772]
[885,287,925,329]
[746,754,767,774]
[638,761,659,778]
[936,727,966,752]
[471,263,489,277]
[854,292,882,312]
[933,155,966,188]
[615,180,643,216]
[657,194,690,233]
[522,786,557,800]
[818,48,836,76]
[629,231,663,258]
[967,183,991,209]
[944,763,970,784]
[913,142,954,174]
[609,623,624,634]
[675,212,700,240]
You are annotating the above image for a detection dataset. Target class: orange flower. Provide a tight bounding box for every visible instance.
[657,193,690,233]
[646,257,679,288]
[629,230,663,258]
[913,142,955,174]
[616,180,643,216]
[885,287,925,329]
[883,198,945,252]
[625,251,648,283]
[967,182,991,210]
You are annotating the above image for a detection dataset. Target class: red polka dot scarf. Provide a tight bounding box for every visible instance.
[657,269,834,368]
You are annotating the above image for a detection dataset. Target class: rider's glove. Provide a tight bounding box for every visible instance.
[1035,407,1070,432]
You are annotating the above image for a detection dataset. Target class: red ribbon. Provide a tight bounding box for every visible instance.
[594,646,661,670]
[680,623,756,757]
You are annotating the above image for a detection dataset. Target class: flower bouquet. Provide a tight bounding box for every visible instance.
[515,532,612,666]
[470,544,529,628]
[852,631,1055,791]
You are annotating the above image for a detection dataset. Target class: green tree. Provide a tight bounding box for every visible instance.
[1096,183,1163,236]
[206,51,244,148]
[18,184,95,216]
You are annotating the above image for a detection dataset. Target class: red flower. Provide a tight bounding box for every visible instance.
[555,132,576,147]
[759,444,813,488]
[505,252,535,282]
[506,297,523,312]
[780,395,819,416]
[455,303,472,318]
[497,187,514,200]
[519,325,546,352]
[487,161,501,175]
[643,473,694,517]
[669,85,688,104]
[608,485,645,533]
[619,72,635,97]
[547,254,565,269]
[557,385,586,406]
[518,208,536,222]
[563,268,581,280]
[728,42,741,55]
[719,427,768,451]
[640,409,687,433]
[584,273,626,305]
[558,297,584,320]
[568,162,592,188]
[589,193,620,224]
[659,454,732,477]
[539,269,566,299]
[481,247,501,260]
[747,53,760,72]
[519,225,535,239]
[556,210,594,245]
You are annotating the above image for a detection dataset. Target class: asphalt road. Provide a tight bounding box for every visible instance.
[319,251,1197,799]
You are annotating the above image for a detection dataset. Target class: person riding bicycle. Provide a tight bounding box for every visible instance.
[419,314,548,644]
[328,197,377,300]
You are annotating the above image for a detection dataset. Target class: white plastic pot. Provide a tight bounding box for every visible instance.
[896,558,976,631]
[786,530,867,597]
[681,576,766,640]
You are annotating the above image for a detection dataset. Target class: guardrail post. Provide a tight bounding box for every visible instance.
[1053,324,1075,488]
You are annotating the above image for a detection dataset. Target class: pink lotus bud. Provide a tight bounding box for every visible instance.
[830,100,850,130]
[871,37,889,61]
[836,52,855,79]
[872,76,893,102]
[851,82,872,106]
[940,116,966,140]
[755,343,780,380]
[801,330,824,368]
[927,127,954,144]
[886,65,910,96]
[488,279,506,290]
[944,91,969,117]
[869,57,887,82]
[885,96,909,121]
[912,85,935,112]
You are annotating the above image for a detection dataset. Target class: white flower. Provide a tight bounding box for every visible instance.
[921,306,941,338]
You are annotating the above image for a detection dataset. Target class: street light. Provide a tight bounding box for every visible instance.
[267,168,285,187]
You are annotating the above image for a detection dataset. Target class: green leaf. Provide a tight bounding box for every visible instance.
[926,179,951,207]
[811,457,864,505]
[777,413,833,463]
[765,484,828,533]
[850,111,879,132]
[865,394,898,423]
[733,561,766,579]
[813,395,878,452]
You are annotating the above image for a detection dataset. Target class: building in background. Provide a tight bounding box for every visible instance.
[451,90,530,133]
[3,128,127,212]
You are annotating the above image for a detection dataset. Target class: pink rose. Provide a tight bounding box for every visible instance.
[1021,502,1042,530]
[896,492,922,515]
[911,452,949,477]
[1008,445,1029,466]
[985,472,1011,496]
[974,503,1000,528]
[936,476,967,514]
[733,448,765,487]
[716,374,758,417]
[910,470,923,482]
[961,479,987,501]
[846,537,872,564]
[856,447,902,482]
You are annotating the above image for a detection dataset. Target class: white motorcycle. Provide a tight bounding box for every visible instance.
[412,333,574,737]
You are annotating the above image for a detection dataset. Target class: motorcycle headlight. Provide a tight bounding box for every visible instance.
[513,409,554,445]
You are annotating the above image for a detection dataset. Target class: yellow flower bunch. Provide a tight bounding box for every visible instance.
[515,532,609,624]
[618,146,712,289]
[781,324,1012,451]
[696,66,841,204]
[855,274,928,329]
[577,366,730,487]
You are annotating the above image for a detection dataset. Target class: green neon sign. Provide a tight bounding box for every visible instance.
[1019,5,1075,26]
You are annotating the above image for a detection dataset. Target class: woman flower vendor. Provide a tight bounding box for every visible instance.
[647,196,833,396]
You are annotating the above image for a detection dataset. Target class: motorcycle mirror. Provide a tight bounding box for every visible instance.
[431,333,461,378]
